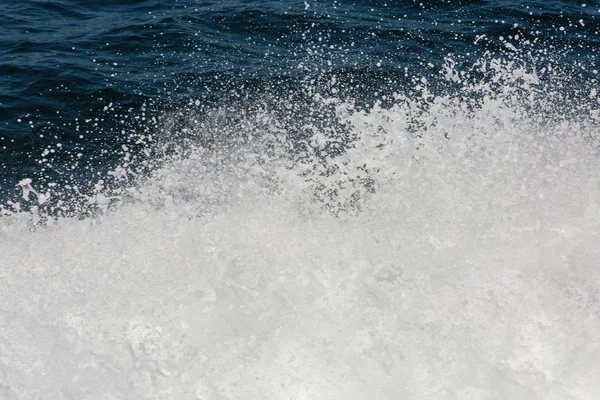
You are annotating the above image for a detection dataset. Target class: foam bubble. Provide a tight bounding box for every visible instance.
[1,57,600,399]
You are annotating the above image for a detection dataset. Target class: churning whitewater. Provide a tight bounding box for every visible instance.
[1,0,600,398]
[2,56,600,399]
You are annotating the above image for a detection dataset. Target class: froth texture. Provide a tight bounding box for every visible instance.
[2,82,600,399]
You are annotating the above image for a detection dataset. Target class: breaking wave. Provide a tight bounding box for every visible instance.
[2,55,600,399]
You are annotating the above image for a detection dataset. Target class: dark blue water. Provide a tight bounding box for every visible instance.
[1,0,598,211]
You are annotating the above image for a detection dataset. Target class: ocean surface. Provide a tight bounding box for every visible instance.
[1,0,600,398]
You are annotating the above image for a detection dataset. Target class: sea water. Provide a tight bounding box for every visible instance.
[1,1,600,399]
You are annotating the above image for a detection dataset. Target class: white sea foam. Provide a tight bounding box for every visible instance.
[1,59,600,399]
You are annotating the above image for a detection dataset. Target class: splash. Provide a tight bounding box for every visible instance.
[1,56,600,399]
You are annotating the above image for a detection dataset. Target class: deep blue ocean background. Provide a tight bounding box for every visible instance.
[1,0,598,206]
